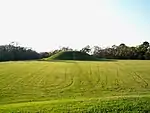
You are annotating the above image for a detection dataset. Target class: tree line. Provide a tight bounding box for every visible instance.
[92,41,150,60]
[0,42,40,61]
[0,41,150,61]
[41,41,150,60]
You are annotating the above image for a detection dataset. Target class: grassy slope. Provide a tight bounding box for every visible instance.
[0,60,150,112]
[44,51,99,61]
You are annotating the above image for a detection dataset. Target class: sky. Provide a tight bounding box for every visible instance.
[0,0,150,52]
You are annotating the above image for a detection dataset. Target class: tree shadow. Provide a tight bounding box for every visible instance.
[97,59,117,62]
[38,59,117,63]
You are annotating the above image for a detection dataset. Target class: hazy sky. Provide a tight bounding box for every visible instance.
[0,0,150,52]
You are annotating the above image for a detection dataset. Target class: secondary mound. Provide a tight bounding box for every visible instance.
[45,51,99,61]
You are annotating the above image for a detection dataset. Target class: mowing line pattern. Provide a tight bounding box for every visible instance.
[0,60,150,108]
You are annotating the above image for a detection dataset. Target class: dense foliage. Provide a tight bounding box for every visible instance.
[0,43,40,61]
[92,41,150,60]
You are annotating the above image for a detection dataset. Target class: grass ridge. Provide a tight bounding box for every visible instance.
[1,94,150,107]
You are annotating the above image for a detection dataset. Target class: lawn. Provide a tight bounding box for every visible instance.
[0,60,150,112]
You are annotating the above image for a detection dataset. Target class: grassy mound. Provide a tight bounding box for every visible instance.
[44,51,99,61]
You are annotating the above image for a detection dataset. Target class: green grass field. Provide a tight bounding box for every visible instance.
[0,60,150,112]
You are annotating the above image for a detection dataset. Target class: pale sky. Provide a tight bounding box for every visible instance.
[0,0,150,52]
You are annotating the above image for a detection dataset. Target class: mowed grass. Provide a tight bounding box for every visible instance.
[0,60,150,112]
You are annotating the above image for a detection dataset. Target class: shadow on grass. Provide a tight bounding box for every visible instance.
[38,59,117,63]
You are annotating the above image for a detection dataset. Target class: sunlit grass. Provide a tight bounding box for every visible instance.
[0,60,150,112]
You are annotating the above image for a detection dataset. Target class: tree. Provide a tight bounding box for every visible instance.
[145,48,150,60]
[80,45,91,54]
[60,47,73,51]
[137,41,150,59]
[93,46,101,57]
[39,52,50,58]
